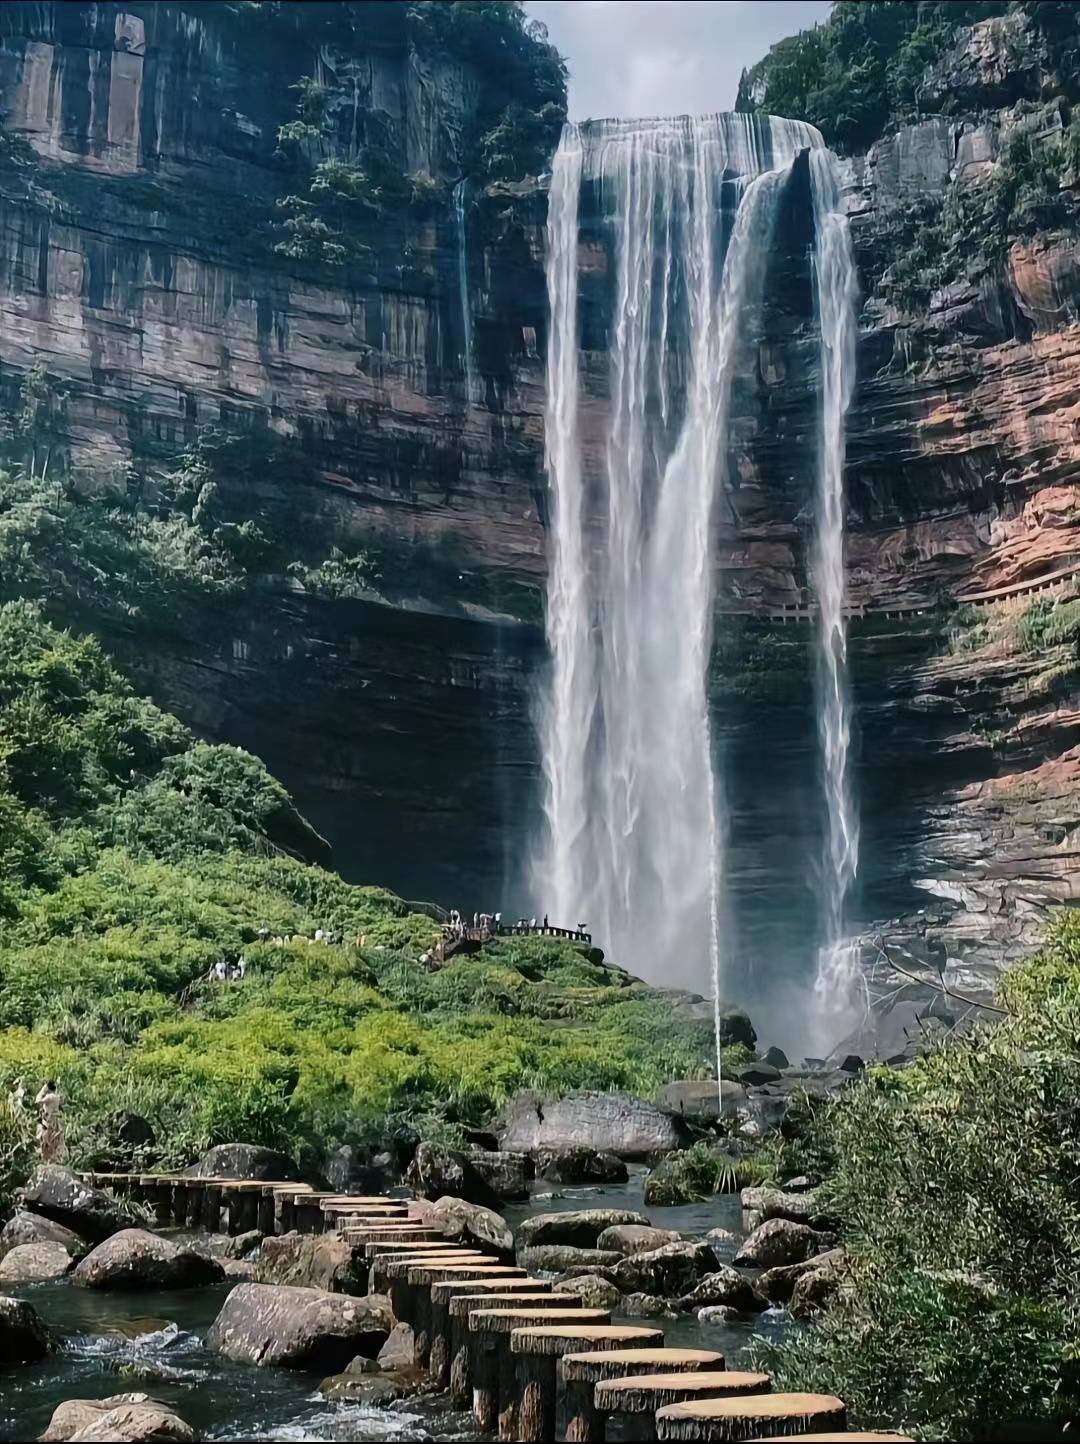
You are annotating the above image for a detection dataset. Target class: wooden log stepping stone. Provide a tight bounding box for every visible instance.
[362,1237,453,1255]
[594,1373,771,1443]
[559,1350,729,1443]
[433,1288,568,1391]
[509,1325,664,1444]
[470,1308,611,1440]
[655,1392,847,1441]
[371,1255,509,1327]
[438,1279,557,1404]
[404,1262,530,1362]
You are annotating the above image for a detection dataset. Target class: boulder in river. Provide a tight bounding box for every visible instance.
[185,1143,298,1181]
[256,1236,365,1295]
[412,1194,514,1254]
[621,1292,675,1318]
[518,1208,649,1250]
[552,1273,621,1309]
[377,1321,416,1370]
[733,1218,825,1269]
[207,1282,391,1370]
[496,1090,682,1158]
[324,1144,394,1196]
[654,1079,747,1121]
[21,1166,139,1242]
[0,1209,86,1261]
[0,1294,50,1363]
[740,1186,835,1231]
[763,1046,791,1069]
[536,1146,628,1185]
[404,1142,498,1206]
[466,1149,530,1201]
[757,1248,846,1305]
[735,1062,782,1086]
[790,1249,847,1318]
[73,1229,225,1290]
[608,1240,720,1297]
[596,1224,683,1256]
[39,1393,194,1442]
[0,1241,73,1283]
[521,1245,623,1274]
[675,1267,768,1314]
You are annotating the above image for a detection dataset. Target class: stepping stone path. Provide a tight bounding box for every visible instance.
[430,1283,565,1389]
[471,1307,612,1437]
[511,1325,665,1442]
[655,1392,847,1440]
[561,1349,728,1443]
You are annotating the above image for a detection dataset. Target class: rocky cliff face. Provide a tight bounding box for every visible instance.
[0,3,1076,1037]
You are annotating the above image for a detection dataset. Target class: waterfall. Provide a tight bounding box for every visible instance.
[453,178,477,404]
[535,115,822,1040]
[808,147,861,1047]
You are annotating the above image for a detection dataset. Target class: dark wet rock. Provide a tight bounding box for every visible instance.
[39,1393,195,1442]
[763,1047,790,1069]
[654,1080,747,1121]
[324,1145,394,1197]
[412,1194,514,1254]
[73,1230,225,1291]
[596,1224,683,1256]
[319,1370,412,1405]
[404,1141,499,1206]
[207,1282,391,1370]
[608,1241,719,1297]
[536,1146,628,1185]
[704,1227,737,1252]
[99,1112,156,1169]
[735,1062,782,1086]
[518,1208,649,1250]
[0,1293,50,1363]
[465,1149,529,1201]
[256,1235,367,1295]
[496,1090,682,1158]
[740,1187,836,1231]
[757,1248,845,1305]
[621,1292,675,1318]
[198,1229,264,1261]
[780,1175,814,1193]
[838,1054,865,1074]
[716,1009,757,1051]
[378,1321,416,1370]
[185,1143,298,1182]
[733,1218,826,1269]
[0,1241,73,1283]
[21,1167,139,1243]
[790,1250,848,1318]
[552,1273,621,1309]
[674,1268,768,1314]
[0,1209,85,1261]
[521,1245,623,1274]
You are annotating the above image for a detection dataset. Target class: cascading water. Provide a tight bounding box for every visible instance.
[453,178,477,404]
[535,114,822,1069]
[808,147,861,1049]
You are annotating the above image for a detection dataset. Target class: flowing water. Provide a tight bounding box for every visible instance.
[453,178,477,405]
[807,148,862,1052]
[533,114,823,1046]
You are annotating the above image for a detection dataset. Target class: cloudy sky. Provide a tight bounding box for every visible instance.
[527,0,832,122]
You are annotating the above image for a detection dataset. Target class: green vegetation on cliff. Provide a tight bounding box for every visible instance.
[0,600,713,1178]
[751,910,1080,1441]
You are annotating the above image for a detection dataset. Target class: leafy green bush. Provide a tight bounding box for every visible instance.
[750,910,1080,1440]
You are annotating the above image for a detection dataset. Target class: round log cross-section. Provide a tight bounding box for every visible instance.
[595,1373,770,1443]
[469,1308,611,1440]
[510,1325,664,1444]
[369,1249,489,1297]
[559,1349,728,1444]
[396,1260,526,1355]
[441,1279,556,1405]
[655,1392,847,1441]
[430,1285,565,1388]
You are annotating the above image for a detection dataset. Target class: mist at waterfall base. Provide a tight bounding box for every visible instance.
[532,113,862,1060]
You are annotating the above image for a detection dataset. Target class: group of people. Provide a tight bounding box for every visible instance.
[255,927,345,947]
[8,1078,64,1162]
[209,955,247,982]
[444,909,502,940]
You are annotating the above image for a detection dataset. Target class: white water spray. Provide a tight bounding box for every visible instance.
[453,178,477,404]
[535,115,821,1080]
[808,147,861,1047]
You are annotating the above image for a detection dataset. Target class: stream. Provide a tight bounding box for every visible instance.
[0,1173,787,1441]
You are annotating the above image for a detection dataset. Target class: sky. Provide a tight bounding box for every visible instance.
[527,0,832,122]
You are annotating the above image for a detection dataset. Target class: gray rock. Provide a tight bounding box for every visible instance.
[39,1393,194,1442]
[790,1251,847,1318]
[465,1149,529,1201]
[413,1195,513,1254]
[552,1273,621,1309]
[704,1226,736,1251]
[324,1145,392,1196]
[496,1091,682,1158]
[377,1321,416,1370]
[221,1258,257,1281]
[405,1142,498,1206]
[608,1241,719,1297]
[697,1304,739,1324]
[198,1229,264,1261]
[838,1054,865,1073]
[675,1268,768,1314]
[654,1080,747,1121]
[536,1146,628,1185]
[621,1292,675,1318]
[757,1248,845,1305]
[735,1063,782,1086]
[0,1294,50,1362]
[319,1371,411,1405]
[762,1047,790,1070]
[0,1209,86,1261]
[0,1241,73,1283]
[256,1236,366,1295]
[207,1282,391,1370]
[518,1208,649,1250]
[521,1245,622,1274]
[716,1009,757,1051]
[740,1187,834,1231]
[73,1230,225,1290]
[186,1143,298,1182]
[733,1218,824,1270]
[21,1167,139,1243]
[596,1224,683,1256]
